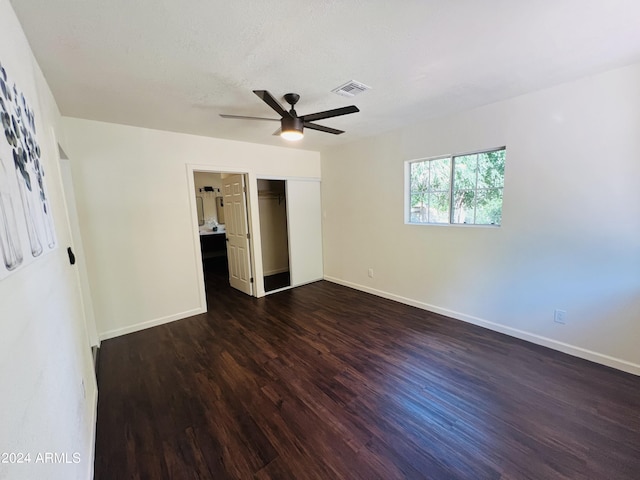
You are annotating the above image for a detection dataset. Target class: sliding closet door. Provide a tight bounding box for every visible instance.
[286,179,323,286]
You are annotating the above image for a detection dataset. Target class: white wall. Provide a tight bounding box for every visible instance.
[322,62,640,375]
[0,1,98,479]
[62,117,320,339]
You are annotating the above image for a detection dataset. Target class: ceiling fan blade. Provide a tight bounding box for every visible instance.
[303,122,344,135]
[301,105,359,123]
[253,90,289,117]
[219,114,280,122]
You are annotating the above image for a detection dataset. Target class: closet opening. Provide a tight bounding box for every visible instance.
[257,179,291,293]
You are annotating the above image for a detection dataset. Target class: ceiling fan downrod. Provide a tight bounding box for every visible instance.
[284,93,300,116]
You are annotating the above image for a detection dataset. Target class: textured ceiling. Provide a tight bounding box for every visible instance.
[10,0,640,151]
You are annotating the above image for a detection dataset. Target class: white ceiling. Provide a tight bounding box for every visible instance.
[10,0,640,151]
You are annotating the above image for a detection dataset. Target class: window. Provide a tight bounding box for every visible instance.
[408,147,505,226]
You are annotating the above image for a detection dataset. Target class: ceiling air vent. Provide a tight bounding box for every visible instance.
[331,80,371,98]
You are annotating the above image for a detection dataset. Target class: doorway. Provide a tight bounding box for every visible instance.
[194,171,227,294]
[58,142,100,379]
[193,170,254,300]
[257,179,291,293]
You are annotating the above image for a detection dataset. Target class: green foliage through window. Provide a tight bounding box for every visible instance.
[408,148,505,226]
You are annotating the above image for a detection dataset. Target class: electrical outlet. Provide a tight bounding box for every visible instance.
[554,309,567,324]
[368,268,374,278]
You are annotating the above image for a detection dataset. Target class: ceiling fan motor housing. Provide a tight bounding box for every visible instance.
[281,115,303,133]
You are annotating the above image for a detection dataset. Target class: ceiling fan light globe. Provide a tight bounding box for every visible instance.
[281,130,304,141]
[280,115,304,141]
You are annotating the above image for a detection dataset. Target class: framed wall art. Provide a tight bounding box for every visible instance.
[0,60,56,280]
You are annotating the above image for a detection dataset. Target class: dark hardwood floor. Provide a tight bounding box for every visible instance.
[95,269,640,479]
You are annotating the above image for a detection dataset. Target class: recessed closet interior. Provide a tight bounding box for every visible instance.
[257,179,290,293]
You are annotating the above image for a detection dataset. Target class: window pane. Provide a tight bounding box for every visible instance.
[475,188,503,225]
[409,158,451,224]
[477,150,505,189]
[429,157,451,191]
[452,189,475,224]
[453,154,478,191]
[452,155,477,224]
[429,191,450,223]
[410,192,427,223]
[410,161,429,191]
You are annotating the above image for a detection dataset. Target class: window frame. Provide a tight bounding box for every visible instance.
[405,146,506,227]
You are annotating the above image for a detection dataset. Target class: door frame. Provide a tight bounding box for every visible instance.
[186,165,264,309]
[55,135,100,349]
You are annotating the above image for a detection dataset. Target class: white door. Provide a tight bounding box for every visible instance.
[287,179,323,286]
[59,156,100,348]
[222,174,253,295]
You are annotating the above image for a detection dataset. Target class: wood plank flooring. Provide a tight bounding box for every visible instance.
[95,271,640,479]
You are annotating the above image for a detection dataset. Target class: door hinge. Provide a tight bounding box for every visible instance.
[246,232,250,239]
[250,277,254,283]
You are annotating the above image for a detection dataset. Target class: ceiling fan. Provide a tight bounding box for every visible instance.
[220,90,359,141]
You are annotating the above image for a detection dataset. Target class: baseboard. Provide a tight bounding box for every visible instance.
[323,276,640,376]
[98,307,206,341]
[292,277,324,288]
[264,285,292,295]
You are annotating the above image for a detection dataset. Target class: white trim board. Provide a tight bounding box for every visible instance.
[324,276,640,377]
[87,383,99,480]
[264,286,292,296]
[99,307,206,341]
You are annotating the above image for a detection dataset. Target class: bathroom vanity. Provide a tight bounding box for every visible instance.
[199,226,226,263]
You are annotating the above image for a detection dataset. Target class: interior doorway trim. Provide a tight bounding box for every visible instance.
[186,165,263,310]
[53,130,100,349]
